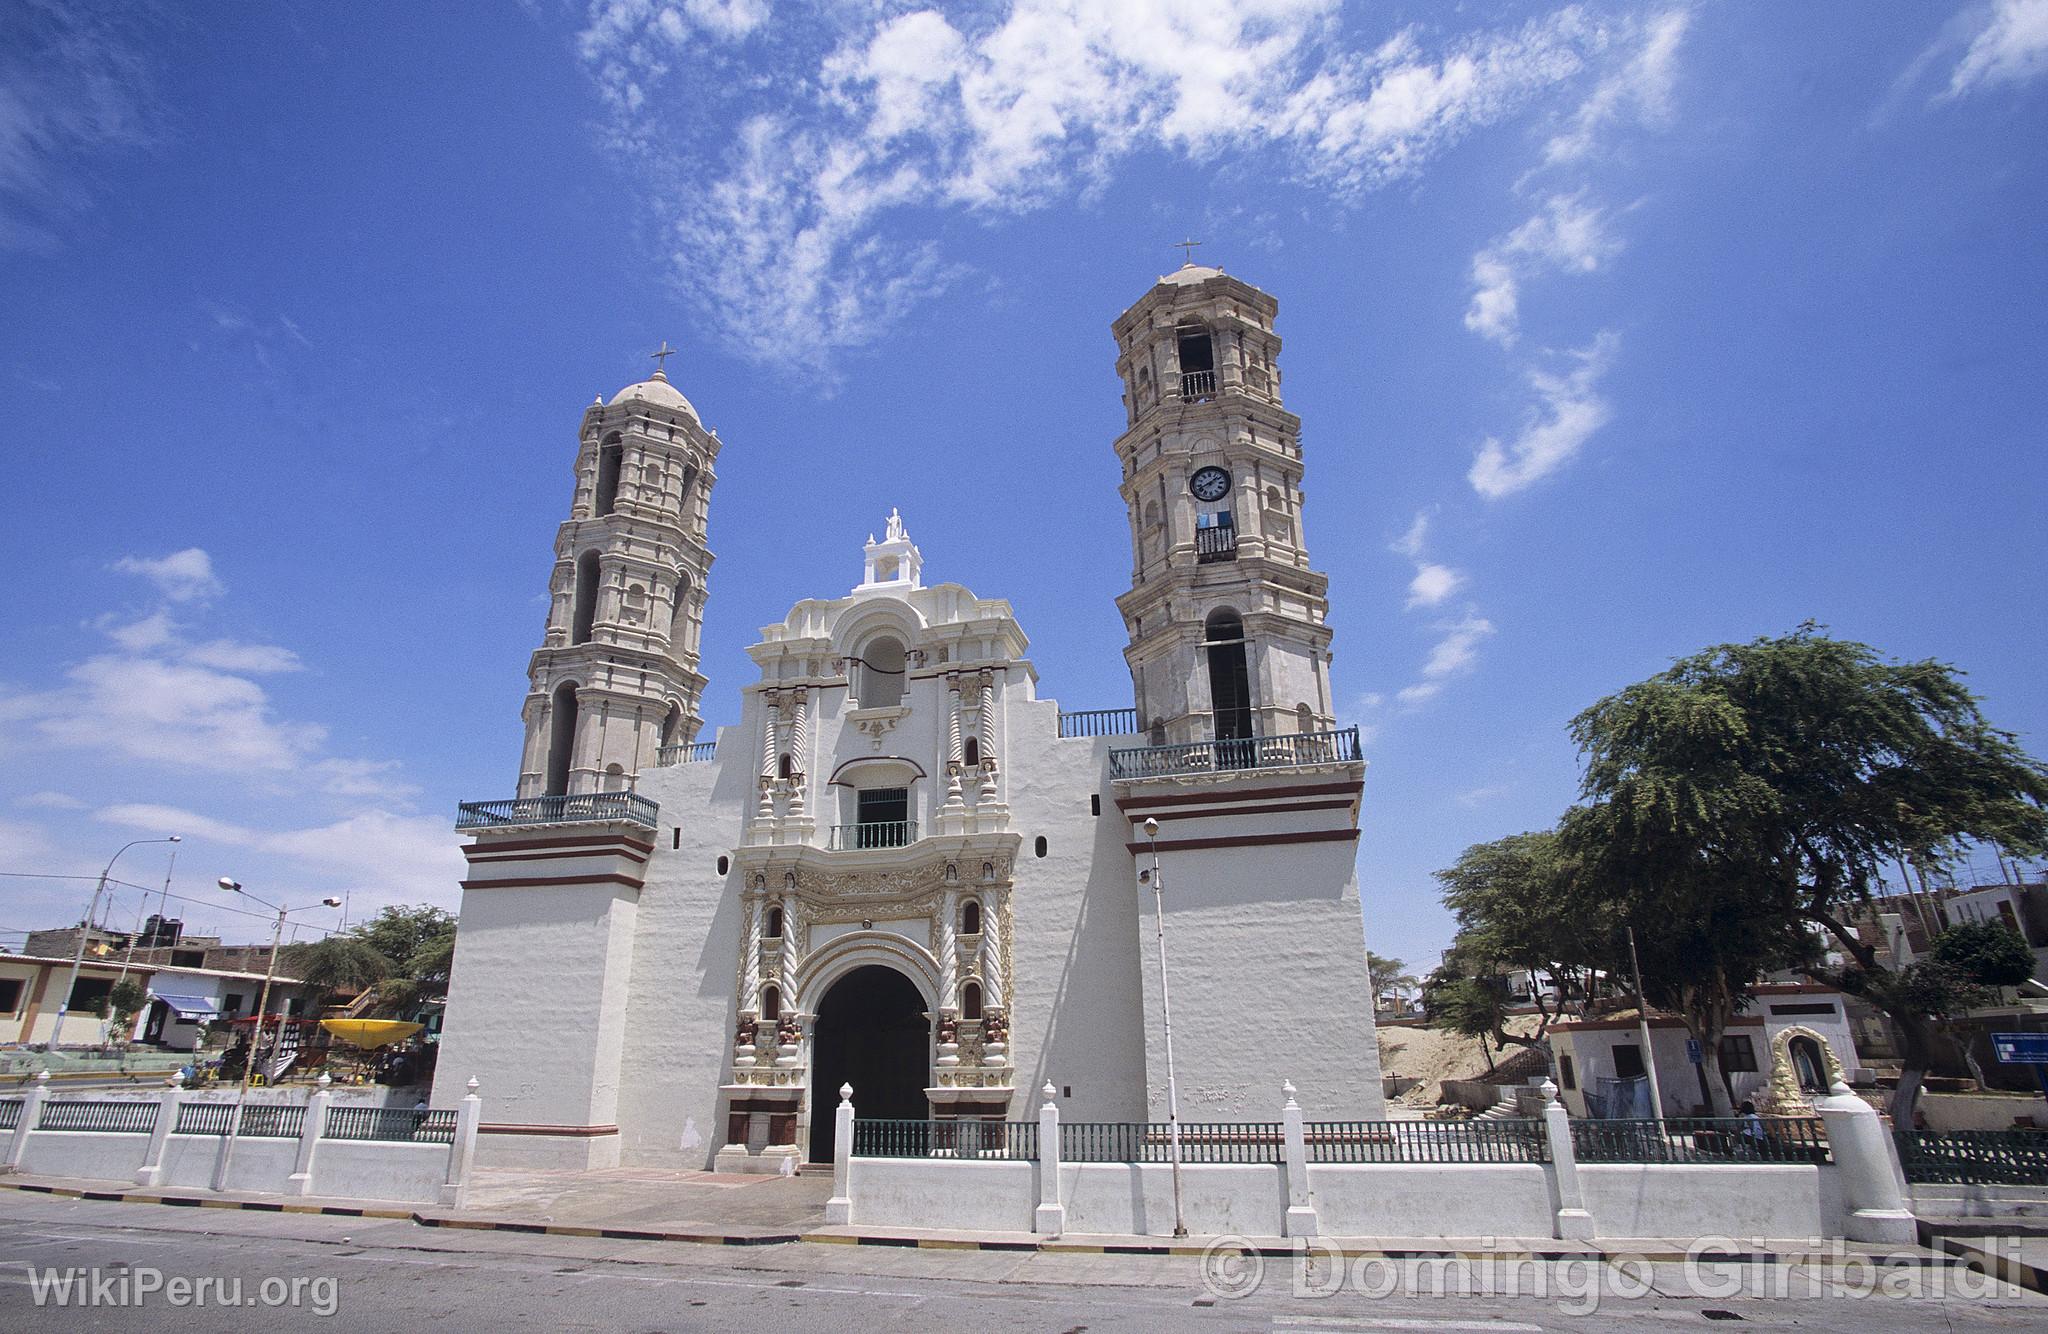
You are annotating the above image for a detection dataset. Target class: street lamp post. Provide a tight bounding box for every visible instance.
[1141,816,1187,1238]
[212,877,340,1191]
[51,836,180,1048]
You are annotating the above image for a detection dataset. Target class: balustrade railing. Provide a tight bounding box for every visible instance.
[1108,726,1361,779]
[1057,707,1139,738]
[0,1098,21,1132]
[1571,1117,1830,1165]
[852,1118,1038,1160]
[827,820,919,851]
[657,741,718,766]
[1894,1129,2048,1185]
[455,791,659,831]
[39,1100,158,1134]
[1305,1119,1548,1164]
[1194,523,1236,562]
[176,1103,306,1138]
[322,1106,456,1143]
[1180,369,1217,400]
[1061,1122,1284,1164]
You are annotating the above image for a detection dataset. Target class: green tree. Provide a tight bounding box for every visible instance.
[1367,952,1418,1006]
[282,936,394,997]
[107,979,150,1046]
[351,905,456,973]
[1569,626,2048,1121]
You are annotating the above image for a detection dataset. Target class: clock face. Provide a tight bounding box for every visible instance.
[1191,466,1231,502]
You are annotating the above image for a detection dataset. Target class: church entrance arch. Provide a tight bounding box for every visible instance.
[808,964,930,1163]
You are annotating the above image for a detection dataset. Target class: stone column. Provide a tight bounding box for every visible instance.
[1538,1078,1594,1240]
[778,883,799,995]
[290,1075,332,1197]
[1816,1080,1918,1243]
[740,891,762,1015]
[980,889,1006,1011]
[6,1071,49,1168]
[976,671,1000,805]
[786,689,810,820]
[825,1083,855,1225]
[1281,1081,1319,1238]
[1035,1083,1066,1237]
[756,693,780,822]
[941,675,966,825]
[135,1075,184,1187]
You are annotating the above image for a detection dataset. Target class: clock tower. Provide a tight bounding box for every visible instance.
[1112,262,1334,745]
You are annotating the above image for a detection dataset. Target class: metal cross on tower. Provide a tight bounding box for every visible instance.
[650,340,677,373]
[1174,239,1202,264]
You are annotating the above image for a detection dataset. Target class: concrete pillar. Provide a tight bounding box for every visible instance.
[1281,1080,1319,1238]
[441,1078,484,1208]
[288,1076,331,1197]
[1816,1080,1918,1243]
[1035,1082,1065,1237]
[1539,1078,1595,1241]
[134,1074,184,1187]
[5,1071,49,1168]
[824,1083,854,1225]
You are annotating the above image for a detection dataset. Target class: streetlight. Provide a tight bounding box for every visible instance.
[1140,816,1187,1238]
[211,877,341,1191]
[51,836,180,1047]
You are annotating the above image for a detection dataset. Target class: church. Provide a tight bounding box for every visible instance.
[432,263,1386,1171]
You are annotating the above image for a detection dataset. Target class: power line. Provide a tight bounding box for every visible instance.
[0,871,341,937]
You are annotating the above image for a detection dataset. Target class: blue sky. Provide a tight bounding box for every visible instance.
[1,1,2044,971]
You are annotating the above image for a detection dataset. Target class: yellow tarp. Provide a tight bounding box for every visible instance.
[321,1019,423,1049]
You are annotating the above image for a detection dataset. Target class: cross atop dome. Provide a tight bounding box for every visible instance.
[857,508,922,593]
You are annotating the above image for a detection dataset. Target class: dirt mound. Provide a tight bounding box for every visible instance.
[1378,1014,1545,1107]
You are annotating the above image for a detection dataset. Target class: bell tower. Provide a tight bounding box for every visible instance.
[1112,262,1334,746]
[515,357,718,797]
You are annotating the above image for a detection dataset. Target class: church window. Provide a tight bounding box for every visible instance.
[572,551,600,644]
[1296,703,1315,734]
[661,703,684,748]
[962,736,979,767]
[595,436,624,516]
[853,787,910,848]
[679,465,697,508]
[1176,324,1216,400]
[1719,1034,1758,1073]
[1090,794,1101,816]
[1143,500,1161,529]
[761,985,781,1021]
[778,753,793,780]
[544,681,578,796]
[717,856,730,875]
[856,635,907,708]
[1265,485,1284,511]
[960,981,982,1021]
[1034,836,1047,858]
[1204,609,1254,743]
[962,900,981,936]
[668,572,692,649]
[766,907,783,939]
[672,827,681,849]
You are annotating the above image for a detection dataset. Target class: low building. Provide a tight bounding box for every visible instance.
[0,953,318,1049]
[1549,984,1861,1118]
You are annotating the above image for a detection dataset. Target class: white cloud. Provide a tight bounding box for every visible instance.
[1468,331,1617,498]
[1390,508,1432,559]
[1464,193,1620,346]
[182,639,302,674]
[15,790,85,810]
[577,2,1644,365]
[1945,0,2048,97]
[1395,682,1443,706]
[98,803,462,908]
[1544,7,1689,164]
[112,548,223,603]
[1421,613,1496,679]
[7,653,324,772]
[105,609,177,652]
[1406,562,1463,609]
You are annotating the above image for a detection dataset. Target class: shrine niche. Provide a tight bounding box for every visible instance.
[1759,1026,1847,1115]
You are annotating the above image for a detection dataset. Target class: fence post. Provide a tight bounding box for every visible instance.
[1035,1081,1065,1237]
[6,1071,51,1170]
[441,1077,483,1208]
[289,1074,331,1198]
[1281,1080,1318,1238]
[134,1072,184,1187]
[1815,1080,1916,1243]
[1539,1078,1595,1241]
[824,1083,855,1225]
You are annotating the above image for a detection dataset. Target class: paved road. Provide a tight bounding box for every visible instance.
[1,1194,2043,1331]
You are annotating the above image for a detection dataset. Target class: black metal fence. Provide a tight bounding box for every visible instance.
[852,1119,1039,1160]
[1894,1129,2048,1185]
[1061,1122,1285,1165]
[39,1100,159,1134]
[1572,1117,1831,1165]
[0,1099,20,1132]
[175,1103,306,1138]
[322,1107,456,1144]
[1306,1119,1549,1164]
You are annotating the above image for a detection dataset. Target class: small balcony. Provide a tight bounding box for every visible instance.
[1056,707,1139,738]
[1180,369,1217,401]
[455,792,660,831]
[1195,522,1237,563]
[1108,727,1361,780]
[827,820,919,851]
[657,741,717,766]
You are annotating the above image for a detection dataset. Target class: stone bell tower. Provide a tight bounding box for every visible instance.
[516,355,718,797]
[1112,262,1334,746]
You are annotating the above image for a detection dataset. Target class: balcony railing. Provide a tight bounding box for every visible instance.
[455,791,660,831]
[827,820,918,851]
[1109,726,1361,779]
[1180,369,1217,401]
[1057,707,1139,738]
[657,741,717,766]
[1195,523,1236,562]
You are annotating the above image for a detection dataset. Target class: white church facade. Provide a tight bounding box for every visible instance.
[433,264,1385,1171]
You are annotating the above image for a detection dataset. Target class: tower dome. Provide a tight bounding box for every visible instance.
[608,369,699,421]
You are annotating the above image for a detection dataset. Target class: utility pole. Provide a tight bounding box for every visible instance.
[51,837,178,1046]
[1626,924,1666,1122]
[1141,818,1187,1238]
